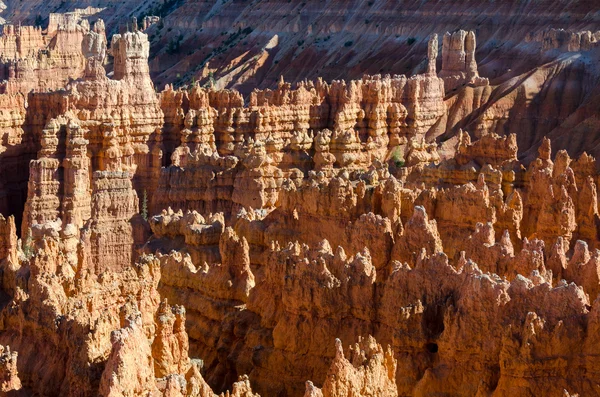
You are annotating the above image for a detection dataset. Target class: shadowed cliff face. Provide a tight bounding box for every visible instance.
[144,0,600,94]
[4,0,600,94]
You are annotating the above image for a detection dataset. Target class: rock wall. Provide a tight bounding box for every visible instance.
[527,28,600,52]
[439,30,489,92]
[154,68,446,217]
[0,345,22,393]
[139,131,600,396]
[3,6,600,397]
[0,18,105,94]
[0,93,29,224]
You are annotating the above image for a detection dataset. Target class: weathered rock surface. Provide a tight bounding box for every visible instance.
[9,0,598,95]
[0,345,22,393]
[305,337,397,397]
[3,5,600,397]
[439,30,489,92]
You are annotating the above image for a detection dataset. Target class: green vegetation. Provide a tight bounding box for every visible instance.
[203,72,216,88]
[34,14,44,28]
[171,26,253,89]
[22,229,34,260]
[141,190,148,221]
[166,34,184,54]
[390,147,405,168]
[137,0,184,27]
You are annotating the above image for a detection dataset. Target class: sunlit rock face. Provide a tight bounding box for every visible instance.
[2,5,600,397]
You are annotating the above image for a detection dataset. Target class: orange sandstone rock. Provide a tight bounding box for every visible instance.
[305,337,397,397]
[3,8,600,397]
[0,345,21,393]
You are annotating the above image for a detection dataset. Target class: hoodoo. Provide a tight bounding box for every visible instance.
[0,1,600,396]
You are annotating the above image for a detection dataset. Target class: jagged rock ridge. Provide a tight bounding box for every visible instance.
[0,7,599,397]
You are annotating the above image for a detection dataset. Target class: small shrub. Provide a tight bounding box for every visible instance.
[203,71,216,88]
[166,36,182,54]
[390,147,405,168]
[22,229,34,260]
[407,37,417,45]
[344,40,353,47]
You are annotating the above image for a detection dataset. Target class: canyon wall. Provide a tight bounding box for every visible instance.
[5,0,600,159]
[2,0,599,91]
[143,130,600,396]
[1,5,600,397]
[0,16,106,94]
[154,58,446,217]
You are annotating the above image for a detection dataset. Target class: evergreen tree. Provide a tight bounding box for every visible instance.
[141,190,148,221]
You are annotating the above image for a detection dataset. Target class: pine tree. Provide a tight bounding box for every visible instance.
[141,190,148,221]
[34,15,44,28]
